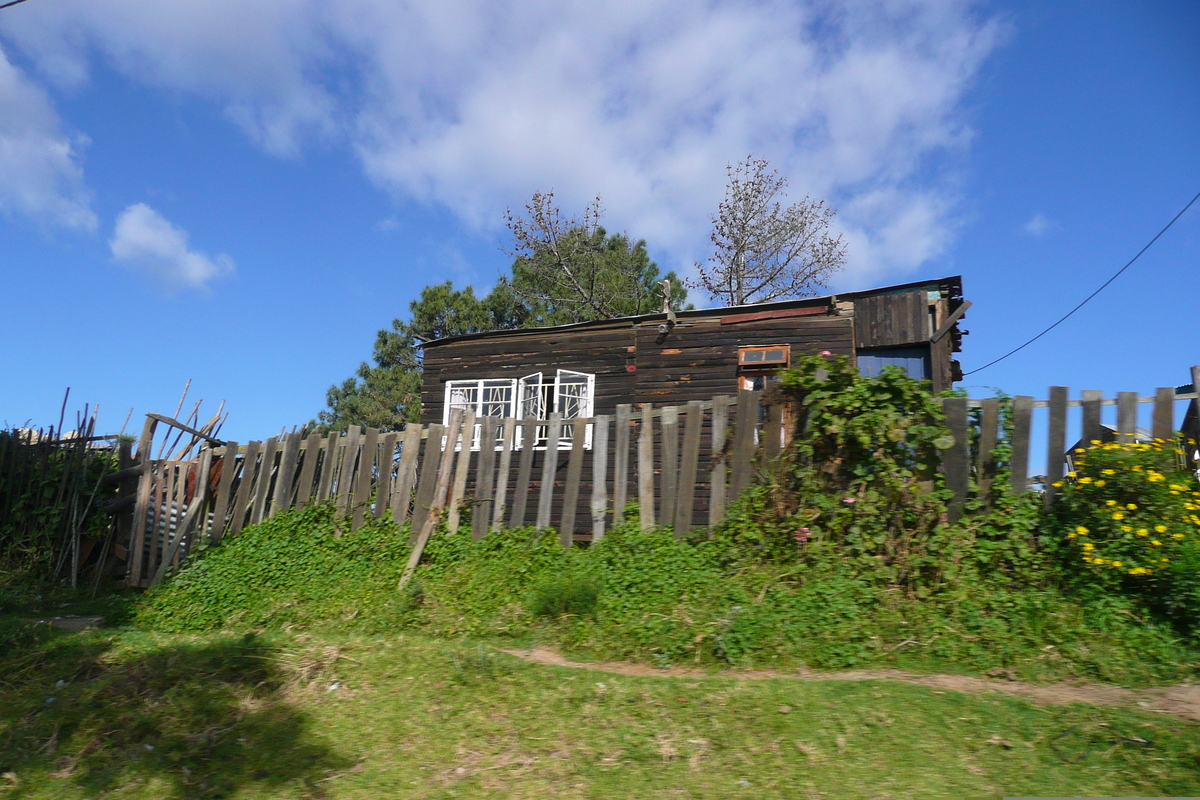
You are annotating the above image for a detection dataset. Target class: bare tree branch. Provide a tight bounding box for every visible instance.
[690,156,847,306]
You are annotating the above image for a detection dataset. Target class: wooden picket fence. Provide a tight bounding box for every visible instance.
[120,368,1200,588]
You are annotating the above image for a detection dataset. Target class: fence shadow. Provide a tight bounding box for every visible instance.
[0,625,350,798]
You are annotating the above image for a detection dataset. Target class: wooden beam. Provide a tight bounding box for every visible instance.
[590,414,610,539]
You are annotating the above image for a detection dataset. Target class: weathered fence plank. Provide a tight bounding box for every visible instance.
[335,427,362,519]
[447,412,476,534]
[473,418,498,540]
[351,428,379,529]
[1045,387,1068,506]
[1117,391,1138,444]
[374,432,399,518]
[228,441,260,538]
[709,395,730,526]
[1153,388,1175,441]
[295,433,322,508]
[510,420,537,527]
[209,440,238,544]
[942,396,969,522]
[977,399,999,507]
[638,403,655,529]
[536,413,563,529]
[613,404,631,520]
[660,405,679,529]
[730,391,759,499]
[492,417,516,531]
[250,437,278,525]
[591,414,610,539]
[674,401,703,537]
[392,425,422,526]
[316,433,339,502]
[411,423,443,542]
[1010,396,1033,494]
[560,417,586,545]
[764,401,783,461]
[1081,390,1103,446]
[272,432,302,517]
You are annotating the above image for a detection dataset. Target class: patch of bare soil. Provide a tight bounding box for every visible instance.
[500,647,1200,722]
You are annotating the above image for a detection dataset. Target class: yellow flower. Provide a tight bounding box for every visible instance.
[1155,524,1167,533]
[1151,540,1162,546]
[1075,526,1089,535]
[1122,525,1133,532]
[1126,503,1137,510]
[1095,479,1107,487]
[1112,561,1123,567]
[1052,481,1064,488]
[1173,534,1185,539]
[1136,529,1149,536]
[1079,477,1094,484]
[1101,469,1116,475]
[1066,471,1077,479]
[1082,542,1094,551]
[1074,448,1086,454]
[1106,500,1117,506]
[1112,512,1125,520]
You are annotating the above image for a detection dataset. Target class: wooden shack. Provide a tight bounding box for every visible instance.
[420,276,968,428]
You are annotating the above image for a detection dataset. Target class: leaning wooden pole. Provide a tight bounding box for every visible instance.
[398,409,463,591]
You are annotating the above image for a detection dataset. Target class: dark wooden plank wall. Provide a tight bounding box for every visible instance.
[853,291,929,348]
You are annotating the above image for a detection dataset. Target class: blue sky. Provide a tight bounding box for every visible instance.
[1,0,1198,452]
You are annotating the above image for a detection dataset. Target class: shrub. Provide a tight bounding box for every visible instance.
[528,576,600,619]
[1049,437,1200,630]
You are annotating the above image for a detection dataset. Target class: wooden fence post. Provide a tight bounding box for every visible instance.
[447,412,476,534]
[1081,390,1103,446]
[941,396,969,522]
[674,401,703,538]
[976,399,999,508]
[411,424,443,543]
[295,433,323,508]
[637,403,655,529]
[1010,396,1033,495]
[473,417,498,540]
[209,440,238,545]
[591,414,611,539]
[126,416,158,586]
[251,437,279,525]
[351,428,379,529]
[492,417,516,531]
[709,395,730,527]
[730,391,759,500]
[392,425,422,526]
[536,413,562,530]
[228,441,260,538]
[273,432,302,517]
[335,427,362,520]
[1045,387,1068,506]
[660,405,679,529]
[613,404,631,521]
[559,417,587,546]
[375,432,399,518]
[509,420,537,527]
[1117,391,1138,444]
[1153,388,1175,441]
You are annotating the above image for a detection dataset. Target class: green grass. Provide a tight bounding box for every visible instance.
[2,600,1200,799]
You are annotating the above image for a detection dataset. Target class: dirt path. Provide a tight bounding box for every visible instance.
[500,646,1200,722]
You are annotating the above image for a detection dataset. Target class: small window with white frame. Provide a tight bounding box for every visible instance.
[443,369,595,450]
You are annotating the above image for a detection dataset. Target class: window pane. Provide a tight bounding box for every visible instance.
[764,349,786,362]
[741,350,764,363]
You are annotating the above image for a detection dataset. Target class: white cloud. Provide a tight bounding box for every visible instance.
[0,44,96,231]
[2,0,1004,292]
[110,203,234,292]
[1023,212,1054,237]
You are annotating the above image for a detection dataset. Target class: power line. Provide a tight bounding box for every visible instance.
[964,188,1200,376]
[0,0,33,10]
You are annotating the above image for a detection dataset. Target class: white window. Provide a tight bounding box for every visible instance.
[443,370,595,450]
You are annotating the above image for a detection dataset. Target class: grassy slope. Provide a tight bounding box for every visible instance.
[2,607,1199,799]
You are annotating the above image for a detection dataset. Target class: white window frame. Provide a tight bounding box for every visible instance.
[443,370,596,450]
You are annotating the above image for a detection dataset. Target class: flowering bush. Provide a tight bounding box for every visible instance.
[1051,437,1200,628]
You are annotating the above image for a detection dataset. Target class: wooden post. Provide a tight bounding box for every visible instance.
[559,417,587,546]
[637,403,655,529]
[613,404,631,522]
[977,399,999,508]
[591,414,610,539]
[335,427,362,519]
[374,432,399,518]
[271,432,302,518]
[316,432,339,502]
[660,405,679,530]
[295,433,323,508]
[411,424,443,543]
[398,410,463,591]
[126,416,158,586]
[764,401,783,461]
[446,411,476,534]
[228,441,260,537]
[709,395,730,527]
[250,437,279,525]
[150,449,213,586]
[1117,391,1138,444]
[472,417,498,540]
[1081,390,1103,447]
[209,440,238,544]
[1045,387,1068,506]
[1153,388,1175,441]
[1009,396,1033,495]
[351,428,379,529]
[941,397,969,522]
[674,401,703,537]
[392,425,422,526]
[536,413,562,530]
[730,391,760,500]
[492,417,517,531]
[510,420,537,527]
